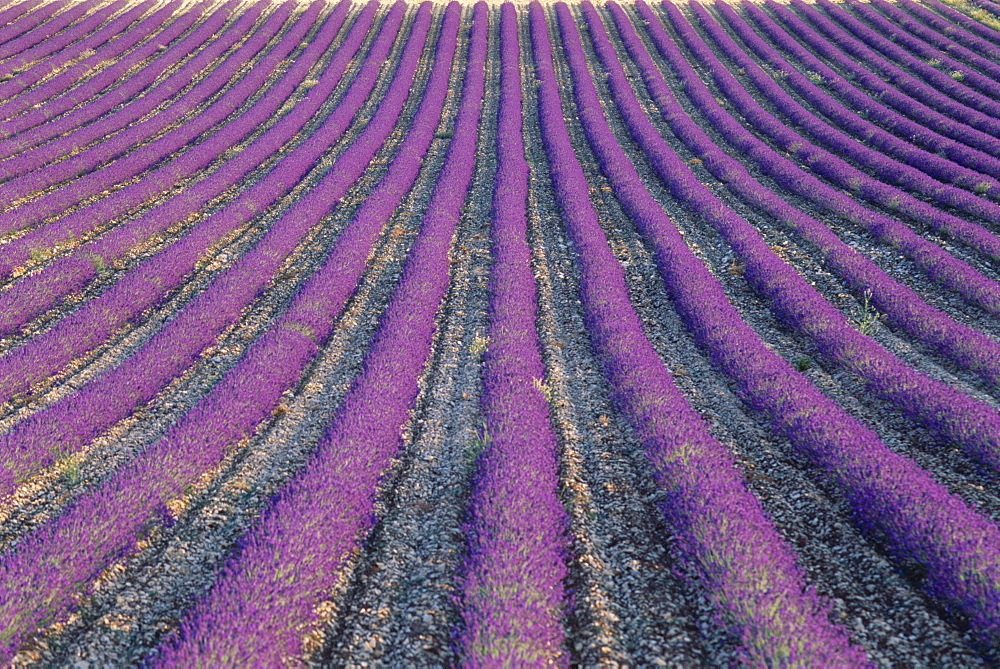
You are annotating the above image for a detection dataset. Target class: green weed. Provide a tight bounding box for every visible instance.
[532,377,556,405]
[469,335,489,356]
[851,288,883,336]
[463,421,491,467]
[88,254,109,276]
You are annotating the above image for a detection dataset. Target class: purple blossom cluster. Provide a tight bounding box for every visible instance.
[969,0,1000,21]
[642,3,1000,317]
[0,0,245,167]
[0,2,309,254]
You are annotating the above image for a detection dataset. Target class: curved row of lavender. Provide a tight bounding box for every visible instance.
[790,0,1000,140]
[0,0,267,184]
[926,0,1000,45]
[0,0,376,494]
[0,0,137,99]
[649,0,1000,484]
[154,2,486,662]
[592,0,1000,651]
[674,3,1000,272]
[0,0,355,328]
[2,0,1000,663]
[0,0,439,659]
[704,3,1000,214]
[0,0,163,104]
[832,0,1000,173]
[659,1,1000,318]
[0,1,283,228]
[738,1,1000,195]
[537,2,868,663]
[616,1,1000,396]
[828,0,1000,108]
[0,0,96,65]
[0,1,222,144]
[0,1,394,401]
[456,4,569,664]
[0,0,45,46]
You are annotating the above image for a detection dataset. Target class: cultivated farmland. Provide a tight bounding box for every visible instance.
[1,0,1000,664]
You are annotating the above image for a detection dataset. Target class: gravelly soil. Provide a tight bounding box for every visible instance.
[4,1,1000,665]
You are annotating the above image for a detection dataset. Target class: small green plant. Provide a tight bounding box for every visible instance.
[469,335,489,356]
[463,421,490,466]
[927,57,943,68]
[851,288,883,336]
[284,321,317,340]
[950,69,966,81]
[975,181,993,195]
[532,377,556,405]
[805,70,824,84]
[60,461,84,487]
[794,356,813,373]
[89,254,109,276]
[28,245,54,263]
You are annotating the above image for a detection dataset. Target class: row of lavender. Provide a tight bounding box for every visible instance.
[577,0,1000,659]
[2,0,1000,663]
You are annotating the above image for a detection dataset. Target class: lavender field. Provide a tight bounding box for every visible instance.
[3,0,1000,664]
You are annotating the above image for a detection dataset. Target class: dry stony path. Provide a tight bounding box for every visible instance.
[1,0,1000,664]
